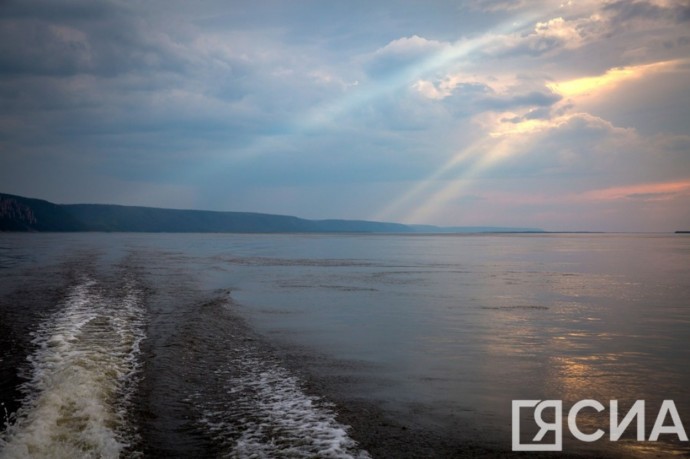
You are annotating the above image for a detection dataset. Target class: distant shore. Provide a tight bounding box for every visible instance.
[1,191,544,234]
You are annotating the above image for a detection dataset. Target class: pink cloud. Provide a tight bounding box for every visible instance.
[578,180,690,202]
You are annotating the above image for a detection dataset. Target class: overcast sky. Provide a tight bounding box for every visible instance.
[1,0,689,231]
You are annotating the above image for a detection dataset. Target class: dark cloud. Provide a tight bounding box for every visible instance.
[0,0,120,22]
[481,90,561,109]
[604,0,690,25]
[523,106,551,120]
[456,82,494,95]
[0,20,92,76]
[440,83,560,117]
[363,35,446,78]
[663,36,690,49]
[0,20,174,78]
[0,0,334,165]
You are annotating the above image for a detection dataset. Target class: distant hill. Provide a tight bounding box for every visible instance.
[0,193,87,231]
[0,192,544,233]
[62,203,413,233]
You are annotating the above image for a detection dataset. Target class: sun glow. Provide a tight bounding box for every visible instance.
[546,60,681,99]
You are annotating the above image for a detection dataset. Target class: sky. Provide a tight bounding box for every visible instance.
[1,0,689,231]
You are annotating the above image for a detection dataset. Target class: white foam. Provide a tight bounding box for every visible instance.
[190,345,370,459]
[0,278,146,459]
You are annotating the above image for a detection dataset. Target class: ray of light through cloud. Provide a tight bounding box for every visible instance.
[184,6,556,211]
[295,11,544,133]
[288,5,576,223]
[390,57,690,226]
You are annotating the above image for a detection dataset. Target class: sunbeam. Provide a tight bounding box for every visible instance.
[295,11,545,133]
[402,135,519,223]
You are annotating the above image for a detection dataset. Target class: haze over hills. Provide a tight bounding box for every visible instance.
[0,192,544,233]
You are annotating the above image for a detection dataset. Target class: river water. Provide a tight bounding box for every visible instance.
[0,233,688,457]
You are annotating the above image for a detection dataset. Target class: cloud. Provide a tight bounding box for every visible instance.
[486,112,640,173]
[0,21,93,76]
[578,180,690,202]
[487,14,606,57]
[604,0,690,26]
[541,58,690,135]
[393,99,690,227]
[0,2,200,79]
[413,71,562,121]
[413,73,495,100]
[482,90,561,109]
[481,1,689,60]
[364,35,448,77]
[532,17,586,50]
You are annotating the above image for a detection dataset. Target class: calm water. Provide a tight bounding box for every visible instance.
[0,233,688,457]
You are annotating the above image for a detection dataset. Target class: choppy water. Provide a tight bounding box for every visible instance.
[0,233,689,458]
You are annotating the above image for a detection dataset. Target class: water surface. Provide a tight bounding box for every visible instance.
[1,233,688,457]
